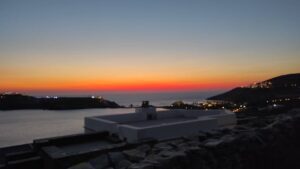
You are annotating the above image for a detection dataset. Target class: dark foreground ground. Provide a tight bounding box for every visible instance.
[1,108,300,169]
[66,109,300,169]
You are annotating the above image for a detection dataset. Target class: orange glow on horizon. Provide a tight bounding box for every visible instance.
[0,79,250,93]
[1,58,296,93]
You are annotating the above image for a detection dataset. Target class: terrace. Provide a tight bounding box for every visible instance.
[85,103,236,143]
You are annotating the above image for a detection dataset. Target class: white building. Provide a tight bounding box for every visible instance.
[85,107,236,143]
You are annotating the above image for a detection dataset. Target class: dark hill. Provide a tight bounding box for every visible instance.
[0,93,121,110]
[252,73,300,88]
[208,73,300,105]
[0,94,40,109]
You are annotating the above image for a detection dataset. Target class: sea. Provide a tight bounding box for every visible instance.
[0,90,224,147]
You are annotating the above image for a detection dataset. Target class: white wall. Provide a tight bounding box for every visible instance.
[129,117,217,143]
[84,117,119,134]
[117,125,139,142]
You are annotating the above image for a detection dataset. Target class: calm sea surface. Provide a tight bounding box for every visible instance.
[0,108,134,147]
[31,90,225,106]
[0,91,224,147]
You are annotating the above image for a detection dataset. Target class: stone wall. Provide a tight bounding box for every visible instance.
[69,110,300,169]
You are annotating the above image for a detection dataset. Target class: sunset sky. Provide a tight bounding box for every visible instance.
[1,0,300,93]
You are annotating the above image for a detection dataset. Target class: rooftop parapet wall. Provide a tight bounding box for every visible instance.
[84,117,119,134]
[92,113,146,124]
[135,107,156,113]
[170,109,224,117]
[147,109,227,119]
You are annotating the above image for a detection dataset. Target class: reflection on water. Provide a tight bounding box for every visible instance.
[0,108,133,147]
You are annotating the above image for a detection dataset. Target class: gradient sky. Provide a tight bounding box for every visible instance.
[1,0,300,93]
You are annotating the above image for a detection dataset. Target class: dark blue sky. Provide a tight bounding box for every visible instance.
[0,0,299,92]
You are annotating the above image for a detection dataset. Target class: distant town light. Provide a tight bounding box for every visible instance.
[54,96,58,99]
[46,96,50,98]
[91,96,95,99]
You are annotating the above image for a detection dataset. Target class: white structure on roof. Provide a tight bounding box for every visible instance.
[85,106,236,143]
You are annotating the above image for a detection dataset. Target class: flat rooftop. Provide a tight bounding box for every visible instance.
[122,117,195,127]
[85,107,237,143]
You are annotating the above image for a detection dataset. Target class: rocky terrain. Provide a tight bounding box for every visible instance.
[68,109,300,169]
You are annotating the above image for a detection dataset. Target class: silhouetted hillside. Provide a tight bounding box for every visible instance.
[208,73,300,105]
[0,93,121,110]
[0,94,40,110]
